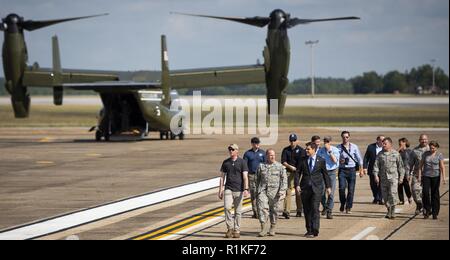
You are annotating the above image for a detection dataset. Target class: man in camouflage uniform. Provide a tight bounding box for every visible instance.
[373,137,405,219]
[256,149,288,237]
[411,134,429,214]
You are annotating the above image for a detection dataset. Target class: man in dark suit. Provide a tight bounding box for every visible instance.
[295,142,331,238]
[363,136,385,204]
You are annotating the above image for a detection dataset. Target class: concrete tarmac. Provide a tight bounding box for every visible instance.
[1,96,448,107]
[0,127,448,240]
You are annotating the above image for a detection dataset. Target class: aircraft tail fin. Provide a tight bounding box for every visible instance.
[52,35,63,105]
[161,35,171,106]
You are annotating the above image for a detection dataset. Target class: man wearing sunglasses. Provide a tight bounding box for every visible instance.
[219,144,249,239]
[337,131,364,214]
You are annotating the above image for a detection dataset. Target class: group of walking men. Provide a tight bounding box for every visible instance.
[218,132,446,239]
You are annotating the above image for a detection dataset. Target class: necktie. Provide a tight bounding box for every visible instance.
[309,157,314,172]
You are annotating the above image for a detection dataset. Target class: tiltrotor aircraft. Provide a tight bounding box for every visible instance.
[1,10,359,141]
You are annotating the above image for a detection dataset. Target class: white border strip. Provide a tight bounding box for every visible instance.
[0,178,220,240]
[351,227,376,240]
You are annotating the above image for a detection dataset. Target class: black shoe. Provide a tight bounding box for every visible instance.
[321,209,327,216]
[296,212,302,218]
[304,232,312,237]
[305,233,315,239]
[372,199,378,204]
[415,204,423,215]
[282,212,290,219]
[252,214,258,219]
[326,211,333,219]
[340,205,345,213]
[378,201,384,205]
[433,215,438,220]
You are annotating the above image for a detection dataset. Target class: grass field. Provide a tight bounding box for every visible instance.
[0,105,101,127]
[0,104,448,128]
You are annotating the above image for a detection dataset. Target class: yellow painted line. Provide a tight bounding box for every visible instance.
[134,199,251,240]
[133,207,225,240]
[38,137,54,143]
[36,161,55,165]
[150,211,225,240]
[86,153,102,157]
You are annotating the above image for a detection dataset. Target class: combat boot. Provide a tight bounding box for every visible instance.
[415,203,423,215]
[258,223,270,237]
[390,206,396,219]
[225,229,233,238]
[385,207,391,219]
[269,224,276,236]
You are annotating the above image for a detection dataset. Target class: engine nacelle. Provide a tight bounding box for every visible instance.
[9,81,31,118]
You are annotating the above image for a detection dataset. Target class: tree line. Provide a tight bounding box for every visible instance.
[352,64,449,94]
[1,64,448,96]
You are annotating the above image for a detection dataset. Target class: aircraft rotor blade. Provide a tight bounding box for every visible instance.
[171,12,270,28]
[20,13,108,31]
[288,16,360,28]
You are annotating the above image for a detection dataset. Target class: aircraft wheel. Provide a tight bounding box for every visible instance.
[95,130,102,142]
[160,132,168,140]
[104,132,110,142]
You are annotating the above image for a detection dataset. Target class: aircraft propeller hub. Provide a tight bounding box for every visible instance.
[4,14,23,24]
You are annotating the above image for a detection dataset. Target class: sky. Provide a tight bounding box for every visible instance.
[1,0,449,80]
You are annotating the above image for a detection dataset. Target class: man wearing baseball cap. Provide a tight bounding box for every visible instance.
[219,144,249,238]
[244,137,266,219]
[281,133,307,218]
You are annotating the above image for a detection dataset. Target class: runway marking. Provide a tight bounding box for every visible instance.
[38,137,54,143]
[36,161,55,165]
[0,177,220,240]
[384,189,449,240]
[86,153,102,157]
[351,227,376,240]
[395,208,403,214]
[132,199,252,240]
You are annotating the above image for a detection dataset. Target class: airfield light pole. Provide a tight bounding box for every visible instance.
[305,40,319,98]
[430,59,436,89]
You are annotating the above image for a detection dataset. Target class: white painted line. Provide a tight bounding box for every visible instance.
[0,177,220,240]
[351,227,376,240]
[160,205,252,240]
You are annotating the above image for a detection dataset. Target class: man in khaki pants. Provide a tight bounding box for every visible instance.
[281,134,306,218]
[218,144,249,239]
[244,137,266,219]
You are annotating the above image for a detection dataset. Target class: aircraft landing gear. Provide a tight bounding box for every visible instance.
[160,131,185,140]
[160,131,169,140]
[95,130,102,142]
